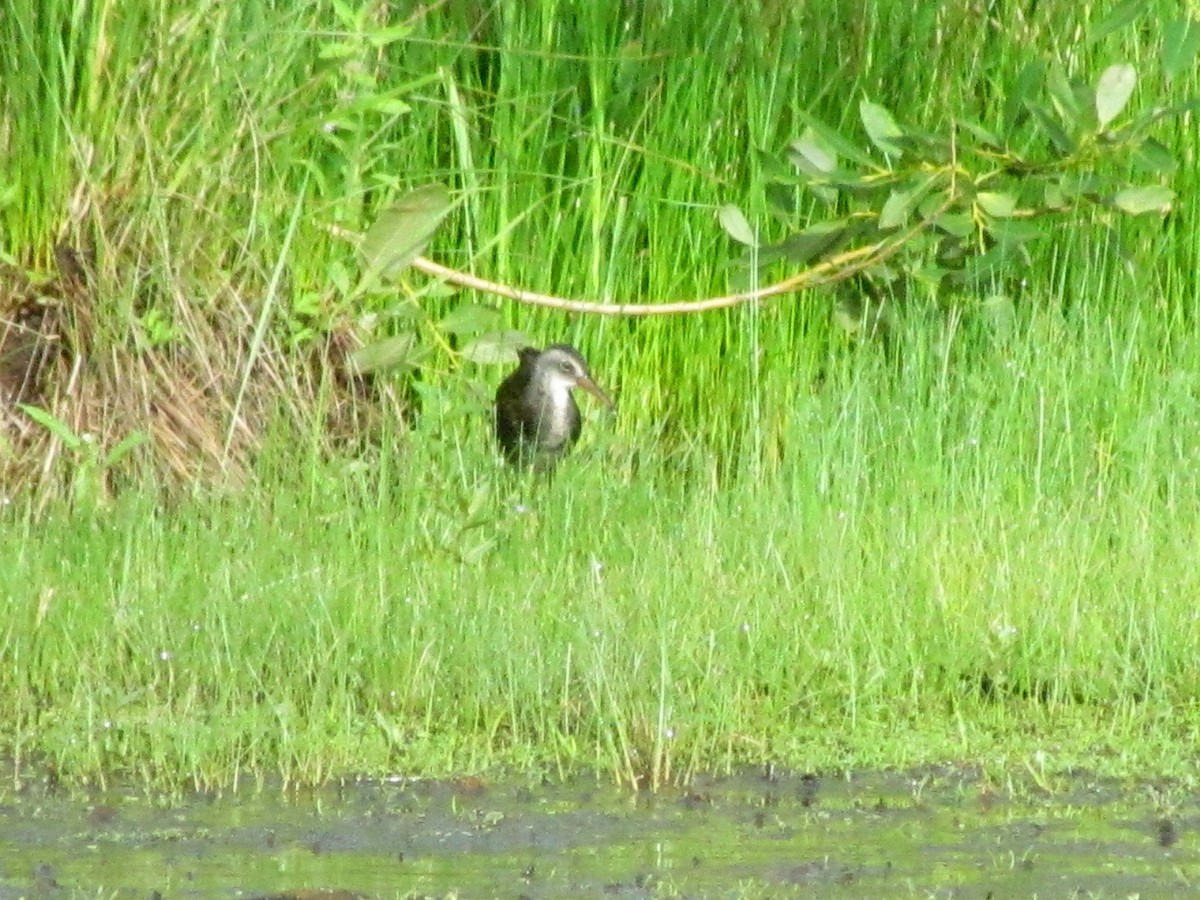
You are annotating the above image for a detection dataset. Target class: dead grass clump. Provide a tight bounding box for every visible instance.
[1,233,409,508]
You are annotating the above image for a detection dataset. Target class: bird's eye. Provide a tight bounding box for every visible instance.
[559,360,575,374]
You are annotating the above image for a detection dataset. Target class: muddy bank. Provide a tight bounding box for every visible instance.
[1,766,1192,898]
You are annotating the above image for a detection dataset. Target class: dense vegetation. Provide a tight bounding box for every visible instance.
[2,0,1199,790]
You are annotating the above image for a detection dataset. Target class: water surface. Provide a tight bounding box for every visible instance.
[1,765,1193,897]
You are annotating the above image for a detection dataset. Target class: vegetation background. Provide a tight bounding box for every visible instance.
[1,0,1199,790]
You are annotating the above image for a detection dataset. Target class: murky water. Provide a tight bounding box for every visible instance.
[0,766,1194,898]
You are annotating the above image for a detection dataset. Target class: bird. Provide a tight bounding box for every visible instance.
[494,344,614,471]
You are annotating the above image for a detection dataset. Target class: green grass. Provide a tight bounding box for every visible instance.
[7,303,1200,790]
[2,0,1200,789]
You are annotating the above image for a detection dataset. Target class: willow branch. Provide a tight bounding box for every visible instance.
[409,205,948,317]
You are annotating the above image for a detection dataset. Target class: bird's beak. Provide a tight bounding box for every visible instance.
[576,376,615,409]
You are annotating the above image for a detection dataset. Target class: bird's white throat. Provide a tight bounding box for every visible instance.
[533,371,578,435]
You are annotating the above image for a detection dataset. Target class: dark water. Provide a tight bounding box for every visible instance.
[0,766,1193,898]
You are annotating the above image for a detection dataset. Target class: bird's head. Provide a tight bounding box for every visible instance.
[525,344,614,408]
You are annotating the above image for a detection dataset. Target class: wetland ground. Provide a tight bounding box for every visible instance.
[2,765,1194,898]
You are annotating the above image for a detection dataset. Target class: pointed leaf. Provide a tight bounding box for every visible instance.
[1095,64,1136,127]
[17,404,82,449]
[461,330,535,364]
[102,431,149,468]
[859,100,904,156]
[718,205,757,247]
[985,218,1045,244]
[918,188,953,219]
[1004,60,1044,138]
[879,189,915,229]
[1164,17,1200,80]
[933,211,975,238]
[764,182,797,216]
[436,304,503,336]
[827,171,904,196]
[1132,137,1176,174]
[1127,97,1200,130]
[1043,181,1068,210]
[792,109,877,168]
[349,333,423,374]
[1089,0,1148,41]
[1074,82,1099,131]
[1113,185,1175,215]
[957,118,1002,148]
[360,183,454,280]
[765,218,859,267]
[366,96,411,117]
[976,192,1017,218]
[366,24,414,48]
[962,244,1022,284]
[1028,103,1076,155]
[1045,62,1082,124]
[331,0,360,29]
[791,126,839,175]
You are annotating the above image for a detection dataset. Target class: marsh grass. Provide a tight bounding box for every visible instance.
[8,298,1200,789]
[2,0,1200,788]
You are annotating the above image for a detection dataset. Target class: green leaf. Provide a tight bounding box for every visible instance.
[1127,97,1200,131]
[366,96,411,117]
[985,218,1046,244]
[1095,64,1136,128]
[859,100,904,156]
[879,189,915,229]
[962,244,1025,284]
[461,330,534,364]
[436,304,503,336]
[349,333,423,374]
[1055,172,1106,203]
[376,298,425,323]
[976,192,1017,218]
[757,147,804,191]
[317,40,361,61]
[764,182,797,216]
[1027,103,1076,155]
[1089,0,1149,41]
[766,218,861,267]
[1164,17,1200,80]
[1045,62,1082,124]
[331,0,360,29]
[102,431,149,468]
[1003,60,1044,138]
[16,404,81,450]
[917,189,953,219]
[826,171,905,197]
[1132,137,1176,174]
[956,119,1002,148]
[933,211,975,238]
[1043,181,1068,210]
[792,110,877,168]
[718,205,757,247]
[790,127,839,175]
[360,183,454,281]
[1112,185,1175,215]
[785,132,849,203]
[366,24,413,47]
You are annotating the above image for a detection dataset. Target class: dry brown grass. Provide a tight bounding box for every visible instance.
[1,221,409,507]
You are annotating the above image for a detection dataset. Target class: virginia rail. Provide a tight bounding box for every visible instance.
[494,344,613,471]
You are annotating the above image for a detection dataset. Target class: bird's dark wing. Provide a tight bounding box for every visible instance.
[567,396,582,446]
[494,375,534,463]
